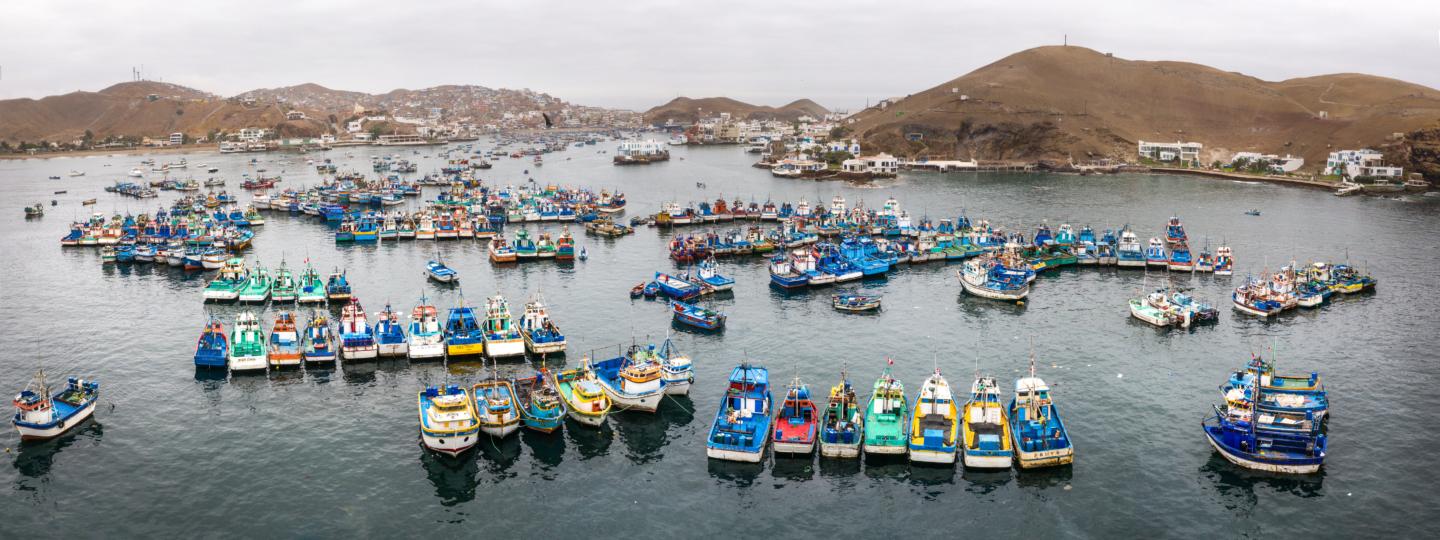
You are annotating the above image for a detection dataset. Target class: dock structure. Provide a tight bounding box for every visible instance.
[902,159,1034,173]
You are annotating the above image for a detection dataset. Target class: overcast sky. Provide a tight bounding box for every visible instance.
[3,0,1437,111]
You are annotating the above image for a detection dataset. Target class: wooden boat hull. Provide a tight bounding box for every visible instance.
[909,448,957,464]
[14,399,97,440]
[446,341,484,357]
[863,441,908,455]
[229,353,267,372]
[1203,426,1322,474]
[1014,446,1075,469]
[408,340,446,360]
[963,451,1014,469]
[483,338,525,358]
[820,441,861,459]
[959,276,1028,301]
[706,445,766,463]
[421,427,480,456]
[772,440,815,455]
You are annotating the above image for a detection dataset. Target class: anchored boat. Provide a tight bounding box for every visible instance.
[339,298,378,360]
[297,263,327,304]
[444,303,485,357]
[193,319,229,369]
[203,258,249,302]
[705,364,772,463]
[552,361,612,427]
[514,372,567,433]
[962,376,1013,469]
[863,364,908,456]
[671,300,725,331]
[229,312,268,372]
[519,294,566,354]
[418,385,481,456]
[267,311,303,369]
[909,369,960,464]
[12,371,100,440]
[832,293,882,312]
[481,295,525,358]
[819,372,863,459]
[1204,357,1327,474]
[957,255,1029,301]
[426,259,458,283]
[238,263,272,303]
[772,377,819,455]
[326,269,352,302]
[472,378,521,438]
[1008,358,1074,469]
[591,354,665,413]
[302,311,337,364]
[407,298,446,361]
[374,303,408,357]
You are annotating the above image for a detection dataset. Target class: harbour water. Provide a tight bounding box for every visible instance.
[2,143,1438,536]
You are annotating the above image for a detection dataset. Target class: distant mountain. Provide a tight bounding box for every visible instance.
[844,46,1440,177]
[1,81,633,145]
[643,96,829,125]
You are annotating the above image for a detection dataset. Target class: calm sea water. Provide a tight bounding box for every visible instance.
[2,142,1438,537]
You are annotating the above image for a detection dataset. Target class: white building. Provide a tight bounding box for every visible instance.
[1324,149,1403,178]
[827,139,861,156]
[169,132,184,145]
[1230,152,1304,173]
[347,120,364,133]
[237,128,268,142]
[1138,140,1203,164]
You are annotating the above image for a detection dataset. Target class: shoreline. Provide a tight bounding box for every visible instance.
[1147,167,1338,190]
[1,145,222,161]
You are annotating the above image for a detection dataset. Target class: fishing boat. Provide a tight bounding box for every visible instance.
[1144,237,1168,268]
[1204,361,1327,474]
[1008,357,1074,469]
[514,372,567,433]
[819,373,863,458]
[671,300,725,330]
[271,262,298,303]
[962,376,1013,469]
[1168,242,1195,272]
[656,337,694,395]
[302,311,337,364]
[338,298,378,360]
[228,312,268,372]
[481,295,526,358]
[444,303,485,357]
[374,303,409,357]
[1129,289,1181,328]
[832,293,882,312]
[518,294,566,354]
[705,364,772,463]
[768,253,809,289]
[193,319,228,369]
[426,259,458,283]
[771,377,819,455]
[326,270,352,302]
[237,262,272,303]
[11,371,100,440]
[908,369,959,464]
[1232,278,1284,317]
[1165,216,1188,245]
[407,298,445,360]
[1213,246,1234,276]
[653,271,701,300]
[266,312,302,368]
[1116,228,1145,268]
[513,229,537,260]
[956,255,1029,301]
[297,264,327,304]
[552,361,613,427]
[1331,264,1376,294]
[472,378,521,438]
[202,258,248,302]
[695,257,734,291]
[1170,292,1220,324]
[488,237,518,263]
[590,354,665,412]
[556,230,576,261]
[418,385,481,456]
[863,364,908,456]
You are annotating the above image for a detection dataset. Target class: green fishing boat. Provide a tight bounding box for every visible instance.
[228,311,268,372]
[297,263,327,304]
[862,365,909,456]
[271,261,298,303]
[238,262,272,303]
[202,258,248,302]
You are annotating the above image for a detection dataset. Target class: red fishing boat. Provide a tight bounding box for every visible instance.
[772,377,818,454]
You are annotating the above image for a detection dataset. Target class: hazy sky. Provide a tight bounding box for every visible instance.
[3,0,1437,111]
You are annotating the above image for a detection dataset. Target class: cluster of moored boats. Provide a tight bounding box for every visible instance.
[62,204,259,265]
[417,338,693,455]
[1232,261,1376,316]
[703,358,1073,468]
[194,291,568,371]
[1204,355,1329,473]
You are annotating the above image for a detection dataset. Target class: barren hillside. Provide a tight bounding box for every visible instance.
[644,96,829,125]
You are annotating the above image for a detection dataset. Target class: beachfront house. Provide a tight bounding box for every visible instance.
[1230,152,1305,174]
[1324,149,1403,178]
[237,128,268,142]
[169,132,184,145]
[1138,140,1203,165]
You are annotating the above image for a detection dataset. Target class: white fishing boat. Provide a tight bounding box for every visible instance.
[418,385,480,456]
[518,294,566,354]
[11,371,100,440]
[228,312,269,372]
[472,379,521,438]
[592,355,665,413]
[406,300,446,360]
[481,295,526,358]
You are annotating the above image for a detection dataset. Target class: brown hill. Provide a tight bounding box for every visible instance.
[0,81,288,145]
[844,46,1440,177]
[644,96,829,125]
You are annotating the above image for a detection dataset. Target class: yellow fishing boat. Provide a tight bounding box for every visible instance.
[908,369,959,464]
[551,361,612,427]
[961,376,1013,469]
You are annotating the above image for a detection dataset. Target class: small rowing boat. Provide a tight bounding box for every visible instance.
[671,300,725,330]
[832,293,882,312]
[426,259,458,283]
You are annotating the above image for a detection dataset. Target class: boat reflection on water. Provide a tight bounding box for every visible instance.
[563,421,614,460]
[13,421,104,479]
[519,429,566,469]
[1199,452,1324,511]
[477,433,523,472]
[611,395,695,464]
[193,366,228,384]
[817,455,862,478]
[1014,464,1073,490]
[419,449,480,506]
[771,454,816,482]
[341,361,380,385]
[906,463,956,489]
[707,457,764,487]
[862,456,910,482]
[960,468,1014,494]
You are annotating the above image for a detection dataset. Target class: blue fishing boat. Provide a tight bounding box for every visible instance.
[653,272,701,300]
[1168,243,1194,271]
[444,303,485,357]
[193,319,229,369]
[671,300,725,330]
[1116,228,1145,267]
[375,303,408,357]
[302,311,337,364]
[642,281,660,298]
[1165,216,1188,245]
[705,364,772,462]
[326,269,352,302]
[1008,357,1074,469]
[513,371,567,433]
[338,298,378,360]
[12,371,100,440]
[819,372,863,458]
[695,257,734,291]
[518,295,566,354]
[590,354,665,412]
[957,255,1030,301]
[1144,237,1168,267]
[1204,358,1327,474]
[839,236,890,276]
[426,260,458,283]
[768,253,810,289]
